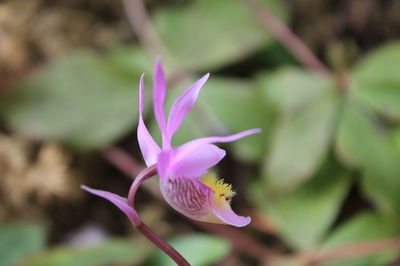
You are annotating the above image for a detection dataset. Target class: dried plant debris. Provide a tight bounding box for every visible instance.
[0,134,81,219]
[0,0,40,74]
[0,0,124,76]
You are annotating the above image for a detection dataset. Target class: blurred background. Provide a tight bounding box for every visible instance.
[1,0,400,265]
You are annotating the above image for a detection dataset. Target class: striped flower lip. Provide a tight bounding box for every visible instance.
[82,58,260,227]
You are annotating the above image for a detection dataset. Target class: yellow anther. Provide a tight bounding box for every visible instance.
[201,173,236,201]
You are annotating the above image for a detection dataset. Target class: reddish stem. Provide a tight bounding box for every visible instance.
[121,0,170,59]
[137,223,190,266]
[128,164,157,207]
[129,166,189,265]
[98,160,189,265]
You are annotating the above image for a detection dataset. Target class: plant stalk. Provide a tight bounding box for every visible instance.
[127,165,190,266]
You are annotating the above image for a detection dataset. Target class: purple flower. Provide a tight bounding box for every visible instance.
[82,59,260,227]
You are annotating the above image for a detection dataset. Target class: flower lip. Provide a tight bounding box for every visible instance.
[202,173,251,227]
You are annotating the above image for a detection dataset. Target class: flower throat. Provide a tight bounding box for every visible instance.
[201,173,236,201]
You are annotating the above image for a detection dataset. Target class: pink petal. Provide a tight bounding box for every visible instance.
[167,74,210,140]
[153,58,169,148]
[210,200,251,227]
[176,128,261,161]
[157,150,172,181]
[81,185,140,226]
[137,74,160,166]
[171,144,226,178]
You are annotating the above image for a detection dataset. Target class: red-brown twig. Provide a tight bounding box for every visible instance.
[290,237,400,265]
[121,0,169,58]
[245,210,277,234]
[241,0,330,73]
[101,147,142,177]
[193,222,283,261]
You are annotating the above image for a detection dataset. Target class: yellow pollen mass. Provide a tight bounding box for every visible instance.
[201,173,236,201]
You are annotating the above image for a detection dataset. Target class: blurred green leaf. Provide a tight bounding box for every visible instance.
[390,127,400,151]
[260,167,350,250]
[22,238,153,266]
[153,0,288,71]
[320,212,399,266]
[145,234,230,266]
[352,41,400,120]
[266,98,338,191]
[0,222,46,266]
[0,48,151,150]
[323,212,398,247]
[259,68,339,191]
[268,260,303,266]
[259,68,333,113]
[336,103,400,214]
[105,45,154,78]
[254,42,299,69]
[198,77,272,162]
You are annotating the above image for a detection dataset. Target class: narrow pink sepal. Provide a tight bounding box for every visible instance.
[171,144,226,178]
[167,73,210,139]
[176,128,261,161]
[138,74,160,166]
[81,185,141,226]
[153,57,168,147]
